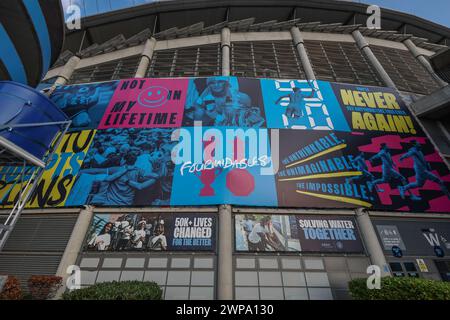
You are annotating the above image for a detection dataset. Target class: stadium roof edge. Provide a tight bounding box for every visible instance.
[62,0,450,54]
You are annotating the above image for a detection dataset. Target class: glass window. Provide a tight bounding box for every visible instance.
[284,287,309,300]
[304,259,324,270]
[404,262,417,272]
[305,272,330,287]
[165,286,190,300]
[80,258,99,268]
[258,272,283,287]
[235,287,259,300]
[236,258,256,269]
[235,271,258,286]
[143,271,167,286]
[148,258,168,268]
[308,287,333,300]
[102,258,123,268]
[259,258,279,269]
[281,258,302,270]
[125,258,145,268]
[389,262,403,272]
[167,271,191,286]
[120,270,144,281]
[80,270,98,285]
[259,287,284,300]
[194,258,213,269]
[96,270,121,283]
[191,271,214,286]
[189,287,214,300]
[282,272,306,287]
[171,258,191,269]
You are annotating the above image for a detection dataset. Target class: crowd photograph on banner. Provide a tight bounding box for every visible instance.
[235,214,301,252]
[86,213,168,251]
[66,128,176,206]
[182,77,266,127]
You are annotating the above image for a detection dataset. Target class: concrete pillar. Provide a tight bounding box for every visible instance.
[217,204,233,299]
[355,208,391,277]
[54,205,94,298]
[290,26,316,80]
[221,27,231,76]
[352,29,397,90]
[135,37,157,78]
[52,55,81,88]
[403,38,448,88]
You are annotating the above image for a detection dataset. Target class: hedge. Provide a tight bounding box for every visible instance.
[349,277,450,300]
[62,281,163,300]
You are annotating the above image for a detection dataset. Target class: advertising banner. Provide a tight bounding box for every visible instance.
[51,82,118,131]
[296,216,364,252]
[85,212,216,252]
[261,79,350,131]
[5,76,448,213]
[0,130,95,208]
[373,219,450,257]
[182,77,266,128]
[235,214,364,253]
[99,78,188,129]
[330,83,420,135]
[276,130,450,212]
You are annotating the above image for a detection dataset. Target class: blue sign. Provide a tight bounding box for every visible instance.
[392,245,403,258]
[434,245,445,257]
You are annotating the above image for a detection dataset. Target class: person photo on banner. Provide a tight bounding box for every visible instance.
[398,140,450,200]
[247,216,280,251]
[147,219,167,251]
[116,216,134,251]
[88,152,160,206]
[51,81,117,130]
[367,143,415,198]
[130,220,147,250]
[345,151,382,192]
[68,128,175,206]
[186,77,265,127]
[274,83,316,127]
[87,222,113,251]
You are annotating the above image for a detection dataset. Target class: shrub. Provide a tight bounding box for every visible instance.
[349,277,450,300]
[62,281,163,300]
[27,275,63,300]
[0,276,23,300]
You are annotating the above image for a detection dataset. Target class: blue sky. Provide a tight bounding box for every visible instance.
[360,0,450,27]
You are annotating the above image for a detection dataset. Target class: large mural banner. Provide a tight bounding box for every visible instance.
[276,130,450,212]
[0,130,95,208]
[3,76,448,213]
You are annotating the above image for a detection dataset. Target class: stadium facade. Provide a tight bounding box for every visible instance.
[1,0,450,300]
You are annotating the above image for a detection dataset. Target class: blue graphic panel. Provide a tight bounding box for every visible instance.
[170,126,278,206]
[261,79,350,132]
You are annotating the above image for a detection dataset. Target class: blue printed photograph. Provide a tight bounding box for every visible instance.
[50,81,119,131]
[66,128,176,206]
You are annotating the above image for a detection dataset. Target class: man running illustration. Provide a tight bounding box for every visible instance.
[398,140,450,200]
[368,143,414,198]
[345,151,382,192]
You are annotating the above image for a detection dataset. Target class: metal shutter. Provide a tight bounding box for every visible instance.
[0,215,77,252]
